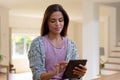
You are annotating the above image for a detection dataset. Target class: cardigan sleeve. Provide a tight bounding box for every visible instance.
[66,39,82,80]
[28,37,46,80]
[66,38,80,61]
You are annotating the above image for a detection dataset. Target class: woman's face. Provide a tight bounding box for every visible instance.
[48,11,64,35]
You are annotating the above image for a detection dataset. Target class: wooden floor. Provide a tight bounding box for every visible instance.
[95,72,120,80]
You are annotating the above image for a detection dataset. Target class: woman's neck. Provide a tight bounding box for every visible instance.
[47,33,62,41]
[47,33,64,48]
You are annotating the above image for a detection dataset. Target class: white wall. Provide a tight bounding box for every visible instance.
[109,7,116,51]
[116,8,120,45]
[67,21,83,58]
[10,15,42,29]
[0,6,9,65]
[99,16,109,57]
[73,22,83,58]
[12,58,31,73]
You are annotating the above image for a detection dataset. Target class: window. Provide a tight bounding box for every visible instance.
[12,34,37,59]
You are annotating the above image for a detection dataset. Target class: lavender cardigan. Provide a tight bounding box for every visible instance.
[28,36,82,80]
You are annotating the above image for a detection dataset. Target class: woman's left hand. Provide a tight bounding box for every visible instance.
[73,64,87,78]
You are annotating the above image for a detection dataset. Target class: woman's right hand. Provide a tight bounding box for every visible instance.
[54,61,68,75]
[40,61,68,80]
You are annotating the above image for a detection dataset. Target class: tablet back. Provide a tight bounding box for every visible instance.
[62,59,87,79]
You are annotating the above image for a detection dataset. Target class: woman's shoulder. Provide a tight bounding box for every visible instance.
[32,36,42,42]
[66,37,76,45]
[33,36,42,41]
[31,36,43,47]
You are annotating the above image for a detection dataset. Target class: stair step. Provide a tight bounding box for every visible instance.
[112,50,120,52]
[102,68,120,71]
[109,56,120,58]
[112,47,120,51]
[110,52,120,57]
[106,62,120,65]
[108,57,120,63]
[104,63,120,70]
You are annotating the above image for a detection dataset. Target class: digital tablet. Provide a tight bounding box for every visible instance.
[62,59,87,79]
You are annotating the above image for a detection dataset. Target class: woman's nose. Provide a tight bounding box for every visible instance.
[56,20,60,25]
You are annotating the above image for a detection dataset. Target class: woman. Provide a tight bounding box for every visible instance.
[28,4,87,80]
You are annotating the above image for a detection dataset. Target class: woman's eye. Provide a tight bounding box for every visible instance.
[59,19,64,22]
[50,20,55,23]
[50,18,64,23]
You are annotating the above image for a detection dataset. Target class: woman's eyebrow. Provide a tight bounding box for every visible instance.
[50,16,63,19]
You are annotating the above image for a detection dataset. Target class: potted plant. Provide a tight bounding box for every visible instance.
[100,56,108,69]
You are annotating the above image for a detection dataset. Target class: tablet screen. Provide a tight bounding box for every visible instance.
[62,59,87,79]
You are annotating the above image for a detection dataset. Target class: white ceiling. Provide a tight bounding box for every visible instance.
[0,0,120,20]
[0,0,82,20]
[95,0,120,3]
